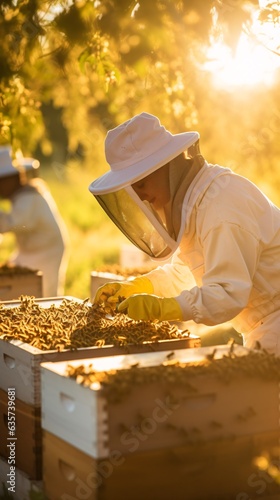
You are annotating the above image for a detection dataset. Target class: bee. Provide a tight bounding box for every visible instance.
[166,351,175,360]
[206,348,217,361]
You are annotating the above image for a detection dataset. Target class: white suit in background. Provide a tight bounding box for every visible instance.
[0,147,69,297]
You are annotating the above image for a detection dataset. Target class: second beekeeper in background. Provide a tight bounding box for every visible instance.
[0,146,69,297]
[89,112,280,356]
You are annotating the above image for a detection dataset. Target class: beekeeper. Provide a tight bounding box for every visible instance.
[89,112,280,356]
[0,146,69,297]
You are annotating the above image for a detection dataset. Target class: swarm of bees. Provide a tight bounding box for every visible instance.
[66,347,280,403]
[0,295,188,351]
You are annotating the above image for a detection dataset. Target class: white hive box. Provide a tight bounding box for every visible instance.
[40,345,280,459]
[0,297,199,407]
[41,347,207,459]
[41,346,280,500]
[0,297,83,407]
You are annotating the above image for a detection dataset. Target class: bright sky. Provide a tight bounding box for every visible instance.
[204,1,280,89]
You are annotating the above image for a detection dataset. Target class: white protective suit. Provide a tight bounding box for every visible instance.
[89,113,280,355]
[0,180,69,297]
[143,162,280,355]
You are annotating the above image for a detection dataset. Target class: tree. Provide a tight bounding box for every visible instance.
[0,0,278,162]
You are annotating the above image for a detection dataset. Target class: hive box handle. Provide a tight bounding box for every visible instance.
[59,459,76,480]
[3,354,16,369]
[59,392,76,412]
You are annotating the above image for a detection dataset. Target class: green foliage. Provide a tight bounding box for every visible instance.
[1,0,277,158]
[0,77,44,151]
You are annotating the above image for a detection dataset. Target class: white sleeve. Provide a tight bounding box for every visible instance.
[144,253,197,297]
[176,222,258,325]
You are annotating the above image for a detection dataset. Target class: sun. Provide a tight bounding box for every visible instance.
[203,5,280,89]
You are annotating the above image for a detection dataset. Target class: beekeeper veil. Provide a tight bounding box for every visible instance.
[89,113,204,260]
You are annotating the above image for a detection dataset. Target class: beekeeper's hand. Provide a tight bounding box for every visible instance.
[93,276,154,307]
[117,294,183,321]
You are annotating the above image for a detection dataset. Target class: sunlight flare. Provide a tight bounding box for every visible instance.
[204,3,280,89]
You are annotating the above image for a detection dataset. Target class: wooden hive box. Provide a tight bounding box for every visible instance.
[40,345,280,500]
[0,297,199,407]
[0,388,42,479]
[0,269,43,301]
[40,346,280,459]
[42,429,280,500]
[0,298,199,481]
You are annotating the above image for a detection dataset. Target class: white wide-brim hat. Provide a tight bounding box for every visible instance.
[89,112,199,194]
[0,145,40,178]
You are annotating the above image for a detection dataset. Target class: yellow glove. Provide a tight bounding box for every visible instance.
[93,276,154,307]
[117,294,183,321]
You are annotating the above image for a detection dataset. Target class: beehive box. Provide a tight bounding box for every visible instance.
[0,388,42,479]
[40,345,280,458]
[0,456,43,500]
[42,429,280,500]
[0,265,43,301]
[0,296,200,407]
[41,346,280,500]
